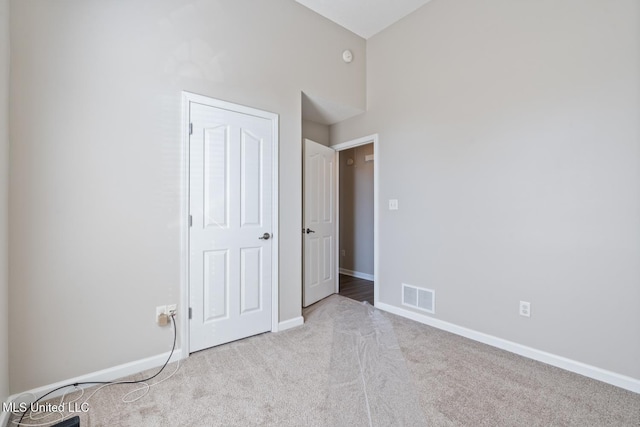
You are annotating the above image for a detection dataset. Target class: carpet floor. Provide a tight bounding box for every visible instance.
[10,295,640,426]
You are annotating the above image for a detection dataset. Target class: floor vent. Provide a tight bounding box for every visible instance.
[402,283,435,314]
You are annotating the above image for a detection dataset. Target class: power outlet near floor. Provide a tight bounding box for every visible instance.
[519,301,531,317]
[156,304,177,326]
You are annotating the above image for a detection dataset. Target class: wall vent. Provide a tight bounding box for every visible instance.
[402,283,435,314]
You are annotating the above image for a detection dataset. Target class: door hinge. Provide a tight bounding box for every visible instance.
[189,307,192,319]
[189,123,193,135]
[189,215,192,227]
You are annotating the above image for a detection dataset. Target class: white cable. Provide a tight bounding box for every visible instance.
[13,360,181,427]
[79,356,181,406]
[8,390,70,426]
[27,387,81,422]
[12,414,65,427]
[121,356,182,403]
[11,384,89,426]
[11,314,180,426]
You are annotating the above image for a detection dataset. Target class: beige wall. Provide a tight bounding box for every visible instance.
[9,0,365,392]
[0,0,9,406]
[302,119,330,146]
[332,0,640,379]
[338,144,374,275]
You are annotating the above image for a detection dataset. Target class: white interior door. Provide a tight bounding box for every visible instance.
[189,101,275,353]
[303,139,337,307]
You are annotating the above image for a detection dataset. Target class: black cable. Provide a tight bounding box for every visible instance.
[17,313,178,426]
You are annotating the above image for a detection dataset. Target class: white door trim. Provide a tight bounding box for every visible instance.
[332,134,379,306]
[181,91,280,356]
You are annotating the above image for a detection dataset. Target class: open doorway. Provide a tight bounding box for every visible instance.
[300,88,375,309]
[301,133,379,308]
[333,135,379,307]
[337,143,374,304]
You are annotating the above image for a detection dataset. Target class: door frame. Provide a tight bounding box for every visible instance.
[332,134,379,306]
[180,91,280,355]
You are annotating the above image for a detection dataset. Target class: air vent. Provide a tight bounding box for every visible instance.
[403,285,417,306]
[402,283,435,314]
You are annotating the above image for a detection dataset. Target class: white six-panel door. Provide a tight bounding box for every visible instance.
[189,101,275,353]
[303,139,337,307]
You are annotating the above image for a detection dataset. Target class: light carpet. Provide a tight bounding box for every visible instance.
[9,295,640,426]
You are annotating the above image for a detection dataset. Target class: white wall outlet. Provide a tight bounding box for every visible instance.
[519,301,531,317]
[167,304,177,316]
[389,199,399,210]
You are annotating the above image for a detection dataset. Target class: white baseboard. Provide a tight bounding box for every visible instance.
[278,316,304,332]
[339,268,374,282]
[375,302,640,394]
[3,347,184,420]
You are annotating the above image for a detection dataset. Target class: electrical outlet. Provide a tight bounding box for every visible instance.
[389,199,399,210]
[519,301,531,317]
[341,250,346,256]
[167,304,177,316]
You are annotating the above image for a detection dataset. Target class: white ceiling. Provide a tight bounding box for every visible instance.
[295,0,432,39]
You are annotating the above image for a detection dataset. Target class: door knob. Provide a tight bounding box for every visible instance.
[305,228,315,234]
[259,233,271,240]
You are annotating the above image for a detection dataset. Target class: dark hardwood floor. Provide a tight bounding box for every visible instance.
[338,274,374,305]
